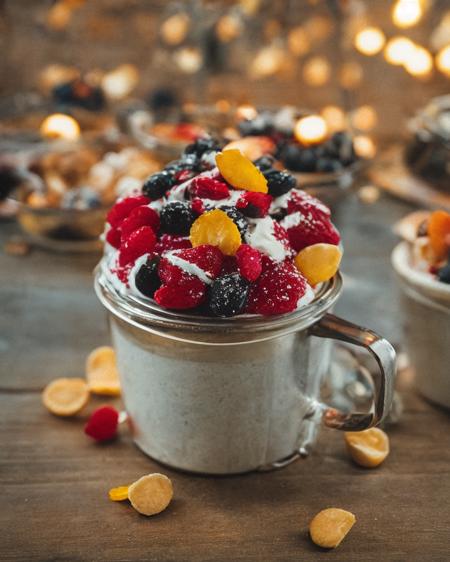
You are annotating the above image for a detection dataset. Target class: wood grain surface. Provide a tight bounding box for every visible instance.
[1,190,450,561]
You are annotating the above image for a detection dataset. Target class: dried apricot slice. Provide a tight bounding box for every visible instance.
[42,377,89,416]
[216,149,268,193]
[127,473,173,516]
[345,427,389,468]
[190,209,241,256]
[309,508,356,549]
[294,243,342,286]
[428,210,450,260]
[109,486,130,502]
[86,346,121,397]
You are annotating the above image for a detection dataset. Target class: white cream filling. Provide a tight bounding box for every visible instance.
[245,217,289,262]
[280,211,304,229]
[297,283,315,308]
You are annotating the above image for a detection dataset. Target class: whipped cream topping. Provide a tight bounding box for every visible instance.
[280,211,304,229]
[245,216,289,262]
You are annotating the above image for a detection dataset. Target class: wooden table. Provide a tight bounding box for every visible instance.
[1,191,449,561]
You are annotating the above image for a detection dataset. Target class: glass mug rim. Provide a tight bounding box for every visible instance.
[95,259,343,345]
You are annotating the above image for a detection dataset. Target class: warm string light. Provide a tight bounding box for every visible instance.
[354,27,386,56]
[436,45,450,77]
[40,114,81,141]
[236,104,258,120]
[351,106,378,132]
[173,47,203,73]
[384,36,415,65]
[294,115,328,146]
[321,106,346,132]
[404,45,433,77]
[302,56,330,86]
[354,135,377,159]
[392,0,423,29]
[160,13,190,46]
[101,64,139,100]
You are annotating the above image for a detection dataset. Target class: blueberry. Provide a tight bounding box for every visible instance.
[264,169,296,197]
[437,264,450,284]
[238,116,273,137]
[134,256,161,298]
[316,158,343,173]
[160,201,196,235]
[219,205,248,237]
[184,136,220,157]
[142,171,175,200]
[165,153,199,176]
[254,155,276,171]
[208,273,250,317]
[282,145,317,172]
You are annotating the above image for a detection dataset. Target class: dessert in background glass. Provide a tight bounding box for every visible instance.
[95,137,395,474]
[392,210,450,408]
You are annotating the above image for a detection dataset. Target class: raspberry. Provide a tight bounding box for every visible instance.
[154,276,206,309]
[236,244,262,282]
[120,206,160,242]
[175,169,195,182]
[287,190,331,218]
[119,226,156,266]
[246,257,308,315]
[191,198,205,215]
[175,245,223,279]
[107,195,150,228]
[114,262,133,284]
[155,234,191,254]
[190,177,230,200]
[282,212,340,252]
[236,191,272,218]
[221,255,238,275]
[84,406,119,442]
[158,258,184,285]
[105,227,121,249]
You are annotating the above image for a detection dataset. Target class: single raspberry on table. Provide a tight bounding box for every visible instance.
[236,191,273,218]
[236,244,262,282]
[120,206,160,241]
[282,212,340,253]
[118,226,157,266]
[84,406,119,442]
[190,176,230,200]
[107,195,150,228]
[155,234,191,254]
[246,257,308,315]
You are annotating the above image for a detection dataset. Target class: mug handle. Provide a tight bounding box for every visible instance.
[311,313,396,431]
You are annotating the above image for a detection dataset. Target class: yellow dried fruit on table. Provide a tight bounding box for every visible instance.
[42,377,89,416]
[127,473,173,516]
[216,149,268,193]
[309,508,356,549]
[190,209,241,256]
[345,427,389,468]
[86,346,121,397]
[294,243,342,286]
[108,486,130,502]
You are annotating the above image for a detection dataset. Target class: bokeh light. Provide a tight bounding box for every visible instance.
[354,27,386,56]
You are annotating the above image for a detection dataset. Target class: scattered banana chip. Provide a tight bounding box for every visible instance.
[309,508,356,549]
[42,377,89,416]
[128,473,173,516]
[109,486,129,502]
[345,427,390,468]
[86,346,121,396]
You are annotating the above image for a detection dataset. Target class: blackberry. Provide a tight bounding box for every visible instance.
[254,155,276,171]
[219,206,248,237]
[184,136,220,157]
[134,256,161,298]
[282,145,316,172]
[264,169,296,197]
[160,202,196,235]
[437,263,450,284]
[208,273,250,317]
[142,171,174,200]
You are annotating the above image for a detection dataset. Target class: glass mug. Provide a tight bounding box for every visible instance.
[95,265,396,475]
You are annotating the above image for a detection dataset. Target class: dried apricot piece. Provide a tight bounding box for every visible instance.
[127,473,173,516]
[86,346,121,397]
[190,209,241,256]
[428,210,450,260]
[309,508,356,549]
[42,377,89,416]
[216,149,268,193]
[345,427,389,468]
[294,243,342,286]
[109,486,130,502]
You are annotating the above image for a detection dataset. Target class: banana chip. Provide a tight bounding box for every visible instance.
[86,346,121,396]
